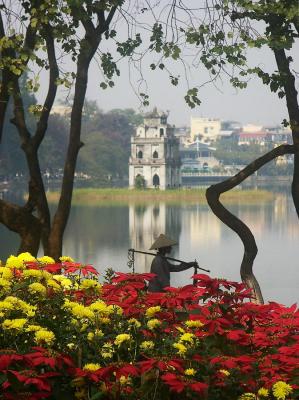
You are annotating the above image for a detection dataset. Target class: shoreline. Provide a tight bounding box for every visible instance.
[46,188,274,206]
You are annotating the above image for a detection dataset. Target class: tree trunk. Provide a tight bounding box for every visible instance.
[0,200,41,255]
[47,38,100,260]
[206,144,295,304]
[273,49,299,217]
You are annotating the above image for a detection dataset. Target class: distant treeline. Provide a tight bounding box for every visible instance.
[0,90,143,183]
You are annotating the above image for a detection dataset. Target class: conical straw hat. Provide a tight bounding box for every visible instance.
[149,234,178,250]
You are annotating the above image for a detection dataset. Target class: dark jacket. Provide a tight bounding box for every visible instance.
[148,254,191,292]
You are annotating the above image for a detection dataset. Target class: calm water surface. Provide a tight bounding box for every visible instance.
[1,189,299,305]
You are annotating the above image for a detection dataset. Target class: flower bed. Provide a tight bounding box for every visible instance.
[0,253,298,399]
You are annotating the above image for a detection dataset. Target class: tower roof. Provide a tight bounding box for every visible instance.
[144,107,168,119]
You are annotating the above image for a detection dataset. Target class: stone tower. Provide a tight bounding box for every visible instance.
[129,108,181,190]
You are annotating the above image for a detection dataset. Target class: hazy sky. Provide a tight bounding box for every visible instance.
[41,1,297,128]
[86,52,289,127]
[82,2,294,128]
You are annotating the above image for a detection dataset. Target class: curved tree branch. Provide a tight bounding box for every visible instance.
[206,144,296,304]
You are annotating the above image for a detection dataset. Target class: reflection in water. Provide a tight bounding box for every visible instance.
[129,203,182,272]
[0,192,298,305]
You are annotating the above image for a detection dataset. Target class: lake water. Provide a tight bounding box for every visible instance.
[1,189,299,305]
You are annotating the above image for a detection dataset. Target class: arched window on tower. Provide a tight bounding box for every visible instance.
[137,150,143,159]
[153,150,158,159]
[160,128,164,137]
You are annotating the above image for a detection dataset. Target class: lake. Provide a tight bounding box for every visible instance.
[1,188,299,305]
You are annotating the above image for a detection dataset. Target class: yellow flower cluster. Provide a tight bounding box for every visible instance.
[70,304,95,320]
[219,369,230,377]
[83,363,101,372]
[34,328,55,345]
[0,277,11,291]
[0,267,13,280]
[6,252,36,269]
[258,388,269,397]
[173,342,187,355]
[239,394,256,400]
[101,342,114,359]
[1,296,36,317]
[147,318,161,330]
[179,332,195,344]
[28,282,47,296]
[80,279,102,292]
[145,306,161,318]
[2,318,27,330]
[272,381,293,400]
[184,368,196,376]
[59,256,74,262]
[140,340,155,350]
[185,319,204,328]
[37,256,55,264]
[114,333,131,346]
[87,329,104,341]
[128,318,141,328]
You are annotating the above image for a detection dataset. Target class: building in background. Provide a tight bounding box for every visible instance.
[238,125,267,146]
[190,117,221,143]
[129,108,181,189]
[180,139,219,172]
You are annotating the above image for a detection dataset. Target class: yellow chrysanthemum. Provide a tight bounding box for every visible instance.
[71,304,95,320]
[114,333,131,346]
[272,381,293,400]
[145,306,161,318]
[239,393,256,400]
[28,282,47,296]
[179,332,195,344]
[37,256,55,264]
[46,279,61,291]
[60,256,74,262]
[5,255,25,269]
[0,278,11,290]
[185,320,204,328]
[2,318,27,330]
[258,388,269,397]
[173,342,187,355]
[87,329,104,341]
[0,267,13,280]
[41,270,52,280]
[184,368,196,376]
[128,318,141,328]
[4,296,19,305]
[107,304,123,315]
[99,317,111,324]
[34,328,55,345]
[89,301,109,314]
[147,318,161,330]
[23,269,43,279]
[53,275,72,289]
[80,279,101,291]
[119,375,131,385]
[219,369,230,377]
[83,363,101,372]
[140,341,155,350]
[18,252,36,263]
[26,324,42,332]
[101,342,114,359]
[0,300,14,312]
